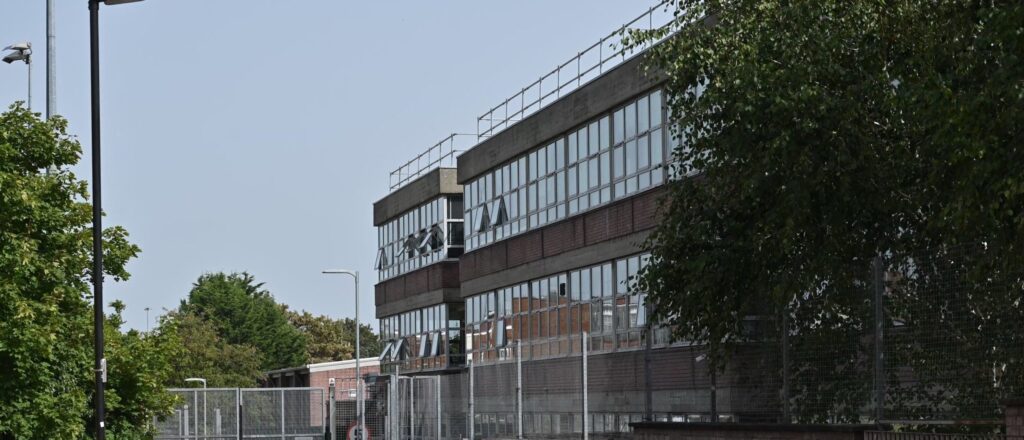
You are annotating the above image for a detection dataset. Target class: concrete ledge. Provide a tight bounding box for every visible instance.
[375,287,461,318]
[458,54,665,184]
[374,167,461,226]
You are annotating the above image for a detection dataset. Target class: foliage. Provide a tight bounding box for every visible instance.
[101,301,178,439]
[628,0,1024,422]
[0,103,148,438]
[158,311,265,388]
[284,307,382,363]
[180,272,308,371]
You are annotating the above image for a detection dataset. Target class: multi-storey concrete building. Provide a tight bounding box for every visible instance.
[369,4,775,439]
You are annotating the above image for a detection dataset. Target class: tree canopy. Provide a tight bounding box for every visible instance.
[180,272,309,371]
[630,0,1024,422]
[159,311,264,388]
[0,103,160,439]
[285,307,382,364]
[634,0,1024,359]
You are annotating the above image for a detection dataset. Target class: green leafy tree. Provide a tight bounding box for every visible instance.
[0,103,142,439]
[159,311,265,388]
[284,307,382,363]
[180,272,308,370]
[340,317,382,360]
[629,0,1024,423]
[101,301,178,439]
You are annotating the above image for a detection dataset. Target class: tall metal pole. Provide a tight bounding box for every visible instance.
[88,1,107,439]
[26,54,32,111]
[356,272,363,439]
[46,0,56,119]
[323,270,363,438]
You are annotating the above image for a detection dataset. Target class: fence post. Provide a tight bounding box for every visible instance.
[237,389,243,440]
[184,405,190,438]
[644,315,653,421]
[410,377,415,440]
[710,369,717,422]
[873,255,886,424]
[329,379,337,440]
[390,372,398,440]
[582,331,589,440]
[436,376,442,440]
[516,340,523,440]
[782,307,791,423]
[215,408,222,435]
[194,391,199,440]
[281,389,286,440]
[469,358,475,440]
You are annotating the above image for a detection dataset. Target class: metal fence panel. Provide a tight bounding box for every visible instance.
[155,388,324,440]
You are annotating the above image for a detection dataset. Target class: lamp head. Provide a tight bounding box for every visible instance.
[3,42,31,64]
[3,42,30,52]
[2,53,28,64]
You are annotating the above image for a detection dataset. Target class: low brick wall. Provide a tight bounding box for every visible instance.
[631,422,872,440]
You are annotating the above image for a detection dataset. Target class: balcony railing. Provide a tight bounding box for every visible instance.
[388,133,474,191]
[476,0,676,139]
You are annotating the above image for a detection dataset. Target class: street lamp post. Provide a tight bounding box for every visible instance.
[322,269,364,440]
[88,2,144,439]
[2,42,32,110]
[186,378,207,438]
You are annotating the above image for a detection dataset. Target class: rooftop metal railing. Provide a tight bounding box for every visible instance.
[388,133,474,191]
[387,1,677,193]
[476,0,676,139]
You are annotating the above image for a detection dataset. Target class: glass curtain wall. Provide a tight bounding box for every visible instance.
[379,303,465,373]
[465,89,666,252]
[464,252,669,364]
[377,196,464,281]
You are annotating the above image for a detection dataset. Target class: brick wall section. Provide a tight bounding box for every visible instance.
[1007,399,1024,437]
[633,188,663,231]
[631,423,869,440]
[462,187,665,283]
[542,221,578,257]
[508,231,543,267]
[374,261,460,307]
[308,364,381,395]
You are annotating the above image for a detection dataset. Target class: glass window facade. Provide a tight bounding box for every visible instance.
[465,89,667,252]
[463,252,671,364]
[377,196,464,281]
[379,303,465,372]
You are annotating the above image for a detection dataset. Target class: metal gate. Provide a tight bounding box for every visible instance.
[154,387,326,440]
[388,375,467,440]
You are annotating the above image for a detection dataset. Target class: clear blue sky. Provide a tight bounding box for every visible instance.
[1,1,664,331]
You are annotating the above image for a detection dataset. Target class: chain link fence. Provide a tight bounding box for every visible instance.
[155,388,325,440]
[374,242,1023,438]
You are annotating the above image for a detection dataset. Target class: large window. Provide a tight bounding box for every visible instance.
[464,89,667,252]
[379,303,464,372]
[464,252,669,364]
[464,157,528,251]
[567,116,612,215]
[377,196,464,281]
[612,90,665,197]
